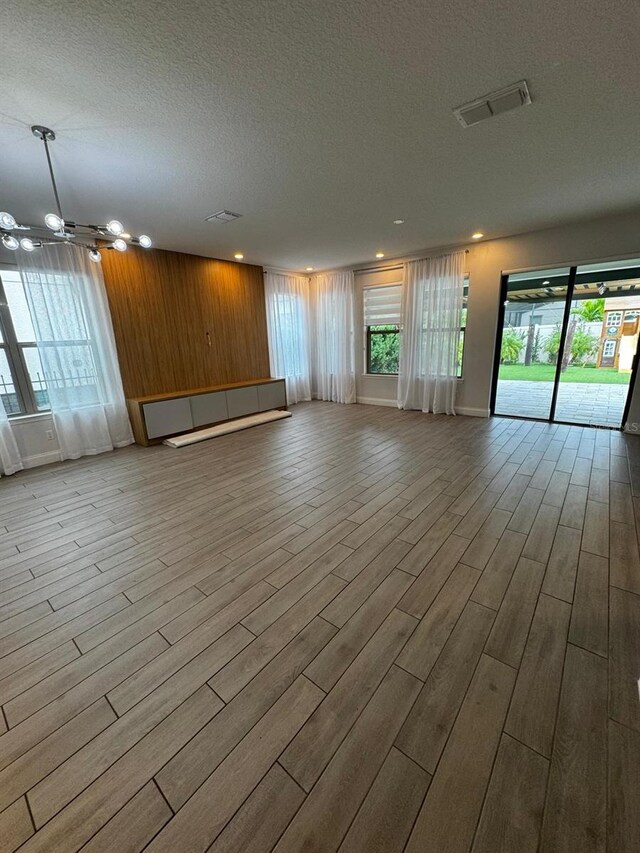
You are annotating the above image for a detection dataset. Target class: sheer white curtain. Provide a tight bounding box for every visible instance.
[397,251,465,415]
[313,271,356,404]
[18,244,133,460]
[0,396,22,476]
[264,272,311,404]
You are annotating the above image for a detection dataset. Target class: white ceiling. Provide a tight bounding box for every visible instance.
[2,0,640,271]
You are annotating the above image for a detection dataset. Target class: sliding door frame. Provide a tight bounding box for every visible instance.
[490,264,640,431]
[489,274,509,416]
[548,266,577,422]
[621,339,640,430]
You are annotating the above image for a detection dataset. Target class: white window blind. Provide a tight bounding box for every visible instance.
[363,284,402,326]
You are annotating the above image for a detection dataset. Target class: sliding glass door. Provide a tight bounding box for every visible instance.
[493,267,571,420]
[554,260,640,427]
[492,259,640,429]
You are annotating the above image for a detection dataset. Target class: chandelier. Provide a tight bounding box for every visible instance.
[0,125,152,263]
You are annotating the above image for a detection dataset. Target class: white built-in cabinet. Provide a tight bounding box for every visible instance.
[127,378,287,445]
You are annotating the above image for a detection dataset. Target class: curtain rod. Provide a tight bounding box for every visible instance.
[353,263,403,274]
[264,249,469,277]
[263,249,469,277]
[353,249,469,275]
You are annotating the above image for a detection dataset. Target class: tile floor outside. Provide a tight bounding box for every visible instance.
[495,380,629,427]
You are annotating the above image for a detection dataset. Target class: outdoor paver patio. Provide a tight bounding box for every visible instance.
[495,380,629,426]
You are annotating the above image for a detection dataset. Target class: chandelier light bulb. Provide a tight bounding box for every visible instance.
[106,219,124,236]
[2,233,19,250]
[138,235,152,248]
[45,213,64,231]
[112,238,127,252]
[0,211,17,231]
[88,248,102,263]
[20,237,36,252]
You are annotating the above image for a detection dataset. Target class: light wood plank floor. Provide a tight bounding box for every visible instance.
[0,401,639,852]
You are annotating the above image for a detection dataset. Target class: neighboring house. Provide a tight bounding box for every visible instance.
[504,301,565,329]
[598,296,640,370]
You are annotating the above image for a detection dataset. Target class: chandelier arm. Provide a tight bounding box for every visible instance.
[41,133,64,221]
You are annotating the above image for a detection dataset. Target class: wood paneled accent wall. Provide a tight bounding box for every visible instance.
[100,245,270,398]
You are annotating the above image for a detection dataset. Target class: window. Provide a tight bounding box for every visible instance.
[363,277,469,377]
[602,339,617,357]
[364,284,401,374]
[608,311,623,326]
[0,268,98,416]
[457,278,469,378]
[272,291,309,379]
[0,269,44,415]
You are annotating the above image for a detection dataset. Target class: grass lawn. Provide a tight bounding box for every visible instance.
[498,364,630,384]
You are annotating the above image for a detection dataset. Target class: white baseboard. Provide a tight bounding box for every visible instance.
[357,397,490,417]
[356,397,397,408]
[21,450,62,469]
[456,406,490,418]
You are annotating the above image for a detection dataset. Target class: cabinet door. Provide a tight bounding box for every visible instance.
[226,385,260,419]
[257,381,286,411]
[143,398,193,439]
[190,391,229,427]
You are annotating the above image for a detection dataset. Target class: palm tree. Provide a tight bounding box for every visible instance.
[572,299,605,322]
[560,298,604,372]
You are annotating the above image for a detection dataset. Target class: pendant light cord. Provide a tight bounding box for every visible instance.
[41,134,64,220]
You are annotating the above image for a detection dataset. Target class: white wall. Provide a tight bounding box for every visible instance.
[11,414,61,469]
[345,209,640,432]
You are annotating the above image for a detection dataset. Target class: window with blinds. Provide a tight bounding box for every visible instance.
[364,284,402,374]
[363,277,469,378]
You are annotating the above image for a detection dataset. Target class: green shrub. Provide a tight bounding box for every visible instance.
[544,323,598,365]
[570,328,598,364]
[369,326,400,373]
[501,327,525,363]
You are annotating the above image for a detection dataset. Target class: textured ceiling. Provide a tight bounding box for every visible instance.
[1,0,640,270]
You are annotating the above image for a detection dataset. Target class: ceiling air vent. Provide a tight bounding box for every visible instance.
[205,210,242,223]
[453,80,531,128]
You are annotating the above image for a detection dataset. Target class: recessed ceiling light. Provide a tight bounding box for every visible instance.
[471,232,484,239]
[375,252,385,259]
[306,267,314,271]
[234,252,244,260]
[393,219,404,225]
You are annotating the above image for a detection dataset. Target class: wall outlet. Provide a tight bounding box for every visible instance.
[46,430,54,441]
